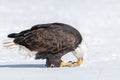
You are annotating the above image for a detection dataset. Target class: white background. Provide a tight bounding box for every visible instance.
[0,0,120,80]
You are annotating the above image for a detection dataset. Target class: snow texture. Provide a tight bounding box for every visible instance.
[0,0,120,80]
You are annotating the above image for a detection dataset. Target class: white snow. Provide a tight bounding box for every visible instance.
[0,0,120,80]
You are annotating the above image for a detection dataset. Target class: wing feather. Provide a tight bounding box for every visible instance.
[14,26,75,53]
[12,23,80,54]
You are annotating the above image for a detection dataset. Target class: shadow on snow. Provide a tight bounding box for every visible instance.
[0,64,46,68]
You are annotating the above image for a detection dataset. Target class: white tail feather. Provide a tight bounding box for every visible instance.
[3,39,19,49]
[3,39,37,58]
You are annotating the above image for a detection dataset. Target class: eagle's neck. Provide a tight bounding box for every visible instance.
[72,40,87,59]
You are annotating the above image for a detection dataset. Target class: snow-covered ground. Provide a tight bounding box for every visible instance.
[0,0,120,80]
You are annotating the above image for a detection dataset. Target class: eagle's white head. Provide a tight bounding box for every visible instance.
[72,40,87,66]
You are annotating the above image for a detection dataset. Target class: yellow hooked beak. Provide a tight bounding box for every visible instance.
[76,58,83,66]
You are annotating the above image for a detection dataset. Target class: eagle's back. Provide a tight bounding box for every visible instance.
[8,23,82,54]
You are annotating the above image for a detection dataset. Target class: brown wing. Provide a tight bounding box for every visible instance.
[14,26,76,53]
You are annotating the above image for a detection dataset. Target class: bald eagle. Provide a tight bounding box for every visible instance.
[4,23,87,67]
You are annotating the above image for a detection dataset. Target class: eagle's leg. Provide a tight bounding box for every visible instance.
[44,53,62,67]
[46,57,62,67]
[35,52,62,67]
[45,54,74,67]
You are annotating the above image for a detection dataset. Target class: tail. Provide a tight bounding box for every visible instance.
[8,33,18,38]
[3,33,19,48]
[3,33,19,49]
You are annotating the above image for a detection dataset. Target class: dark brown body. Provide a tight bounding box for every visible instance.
[8,23,82,67]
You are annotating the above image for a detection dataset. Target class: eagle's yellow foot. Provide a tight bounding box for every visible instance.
[76,58,83,66]
[60,61,74,67]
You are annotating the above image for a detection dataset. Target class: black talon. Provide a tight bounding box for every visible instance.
[72,62,76,64]
[68,61,73,63]
[68,61,76,64]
